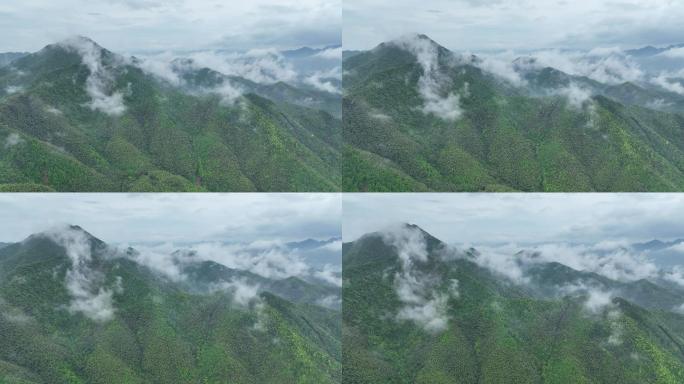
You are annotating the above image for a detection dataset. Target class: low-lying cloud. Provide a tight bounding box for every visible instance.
[393,35,463,122]
[473,242,666,286]
[60,37,127,116]
[381,225,457,333]
[42,226,122,322]
[4,133,24,148]
[124,239,341,287]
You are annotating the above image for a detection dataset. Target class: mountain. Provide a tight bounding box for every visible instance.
[0,36,341,192]
[343,224,684,383]
[0,226,340,383]
[626,43,684,58]
[0,52,28,68]
[343,34,684,192]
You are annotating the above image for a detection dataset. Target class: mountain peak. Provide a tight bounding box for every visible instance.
[58,35,103,49]
[27,224,104,248]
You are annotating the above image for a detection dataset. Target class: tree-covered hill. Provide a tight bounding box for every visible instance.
[343,224,684,383]
[0,225,341,383]
[343,34,684,192]
[0,37,340,192]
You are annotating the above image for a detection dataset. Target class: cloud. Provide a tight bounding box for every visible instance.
[134,53,183,86]
[133,53,244,104]
[210,278,261,306]
[42,225,121,322]
[645,98,673,109]
[526,49,645,85]
[344,0,684,51]
[662,266,684,287]
[476,51,527,86]
[315,46,343,60]
[606,309,624,345]
[204,81,244,105]
[657,47,684,58]
[126,239,336,285]
[189,49,298,84]
[0,193,341,245]
[674,303,684,314]
[316,294,342,309]
[393,35,463,121]
[4,85,24,94]
[476,242,663,286]
[209,278,268,330]
[1,1,341,53]
[60,37,126,116]
[652,75,684,95]
[381,225,457,333]
[551,83,594,109]
[4,133,24,148]
[313,263,342,286]
[304,66,342,93]
[342,194,684,246]
[45,106,64,115]
[370,112,392,122]
[0,297,32,324]
[559,282,615,314]
[469,245,530,284]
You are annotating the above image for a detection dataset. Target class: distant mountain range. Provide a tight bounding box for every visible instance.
[0,52,28,68]
[343,34,684,192]
[0,225,340,383]
[343,224,684,383]
[0,36,341,192]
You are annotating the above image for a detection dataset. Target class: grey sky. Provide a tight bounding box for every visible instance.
[0,193,341,243]
[0,0,341,53]
[343,0,684,51]
[343,193,684,244]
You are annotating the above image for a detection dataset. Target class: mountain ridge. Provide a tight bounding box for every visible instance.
[343,33,684,192]
[0,36,341,192]
[343,224,684,383]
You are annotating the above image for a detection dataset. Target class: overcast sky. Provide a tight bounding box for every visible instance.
[0,0,341,53]
[343,194,684,244]
[344,0,684,51]
[0,194,341,243]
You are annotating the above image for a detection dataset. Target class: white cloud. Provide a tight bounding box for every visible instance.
[304,66,342,93]
[211,278,261,306]
[4,85,24,94]
[652,74,684,95]
[344,0,684,52]
[381,225,457,333]
[645,98,673,109]
[45,106,64,115]
[552,83,594,109]
[316,294,342,309]
[393,34,463,121]
[1,1,341,53]
[60,37,126,116]
[370,112,392,122]
[4,133,24,148]
[477,242,662,285]
[189,49,298,84]
[476,51,527,86]
[658,47,684,58]
[559,282,615,314]
[42,225,121,322]
[134,53,183,86]
[315,46,343,60]
[525,49,644,85]
[314,263,342,286]
[606,309,624,346]
[0,193,341,245]
[674,303,684,314]
[126,239,336,285]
